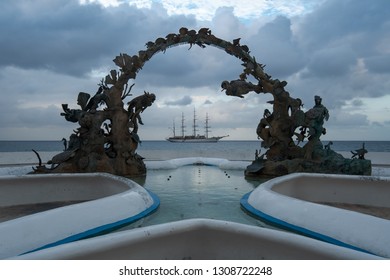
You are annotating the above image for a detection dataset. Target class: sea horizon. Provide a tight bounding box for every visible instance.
[1,140,390,158]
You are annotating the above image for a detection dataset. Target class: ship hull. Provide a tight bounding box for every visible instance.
[166,137,223,143]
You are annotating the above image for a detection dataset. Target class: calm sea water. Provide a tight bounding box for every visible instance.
[0,140,389,159]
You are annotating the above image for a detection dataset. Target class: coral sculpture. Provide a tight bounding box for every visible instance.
[32,27,371,178]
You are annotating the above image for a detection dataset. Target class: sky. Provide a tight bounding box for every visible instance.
[1,0,390,141]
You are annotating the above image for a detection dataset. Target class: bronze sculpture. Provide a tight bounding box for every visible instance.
[32,27,370,178]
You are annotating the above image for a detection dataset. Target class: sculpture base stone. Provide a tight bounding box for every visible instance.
[245,156,371,179]
[31,154,147,177]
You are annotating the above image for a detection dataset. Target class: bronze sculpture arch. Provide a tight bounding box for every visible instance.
[32,27,371,177]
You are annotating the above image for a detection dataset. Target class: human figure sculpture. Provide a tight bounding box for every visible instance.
[305,95,329,140]
[256,109,274,148]
[60,104,84,123]
[77,92,91,110]
[221,80,262,98]
[127,91,156,133]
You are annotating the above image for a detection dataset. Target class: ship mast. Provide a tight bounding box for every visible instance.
[172,119,176,137]
[205,113,211,138]
[193,108,198,137]
[181,112,186,137]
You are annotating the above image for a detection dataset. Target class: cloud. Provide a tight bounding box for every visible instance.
[351,99,364,107]
[302,45,356,78]
[293,0,390,51]
[284,0,390,112]
[0,0,195,77]
[125,0,318,21]
[164,95,193,106]
[248,15,305,78]
[364,54,390,74]
[0,0,390,141]
[329,110,370,127]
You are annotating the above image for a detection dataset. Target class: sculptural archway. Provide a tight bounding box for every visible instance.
[32,27,371,178]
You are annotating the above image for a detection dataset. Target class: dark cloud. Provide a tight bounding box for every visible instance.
[364,55,390,74]
[136,46,244,89]
[248,16,305,78]
[292,0,390,87]
[329,111,370,127]
[0,0,389,140]
[302,45,356,78]
[351,99,364,107]
[0,0,196,77]
[284,0,390,112]
[164,95,193,106]
[294,0,390,52]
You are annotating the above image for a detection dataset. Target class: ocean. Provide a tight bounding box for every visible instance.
[1,140,389,161]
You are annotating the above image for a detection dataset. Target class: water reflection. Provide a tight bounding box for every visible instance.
[128,165,268,229]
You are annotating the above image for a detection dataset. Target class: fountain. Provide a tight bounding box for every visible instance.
[32,27,370,178]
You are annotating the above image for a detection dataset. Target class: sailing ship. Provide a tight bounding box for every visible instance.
[166,109,228,143]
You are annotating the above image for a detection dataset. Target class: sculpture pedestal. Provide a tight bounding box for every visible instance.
[31,151,146,177]
[245,150,372,178]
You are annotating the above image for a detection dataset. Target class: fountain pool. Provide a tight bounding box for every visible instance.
[126,158,268,229]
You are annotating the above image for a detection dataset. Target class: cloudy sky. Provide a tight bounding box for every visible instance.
[1,0,389,141]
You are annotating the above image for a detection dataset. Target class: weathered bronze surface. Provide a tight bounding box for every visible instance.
[32,27,371,177]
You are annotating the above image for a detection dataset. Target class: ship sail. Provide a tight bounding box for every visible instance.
[166,109,228,143]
